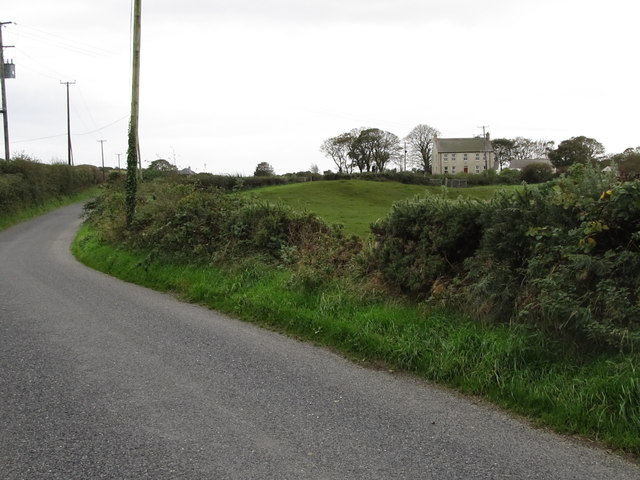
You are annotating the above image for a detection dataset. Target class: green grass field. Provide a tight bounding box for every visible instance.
[242,180,514,237]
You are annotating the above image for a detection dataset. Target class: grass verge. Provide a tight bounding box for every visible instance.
[0,187,101,232]
[72,223,640,458]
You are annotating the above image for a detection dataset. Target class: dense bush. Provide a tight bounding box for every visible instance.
[370,166,640,351]
[369,196,487,296]
[0,156,101,213]
[521,162,554,183]
[84,180,356,269]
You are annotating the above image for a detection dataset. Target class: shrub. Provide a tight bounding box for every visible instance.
[369,195,487,298]
[521,162,554,184]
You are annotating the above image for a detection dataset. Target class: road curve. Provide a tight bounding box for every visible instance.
[0,204,638,479]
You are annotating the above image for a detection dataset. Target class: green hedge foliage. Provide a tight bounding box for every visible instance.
[0,157,101,213]
[85,165,639,352]
[84,180,354,269]
[370,165,640,352]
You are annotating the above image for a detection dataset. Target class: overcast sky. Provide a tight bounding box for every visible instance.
[3,0,639,175]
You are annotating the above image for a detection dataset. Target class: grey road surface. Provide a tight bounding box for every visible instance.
[1,204,638,479]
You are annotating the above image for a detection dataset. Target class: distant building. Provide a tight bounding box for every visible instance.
[177,167,196,175]
[432,133,496,175]
[509,158,554,172]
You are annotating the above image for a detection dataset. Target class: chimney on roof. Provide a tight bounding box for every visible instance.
[485,132,490,142]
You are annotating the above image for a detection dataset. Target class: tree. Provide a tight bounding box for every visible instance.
[492,137,554,169]
[320,133,353,173]
[491,138,516,170]
[521,162,554,184]
[511,137,554,162]
[254,162,275,176]
[148,158,177,172]
[348,128,400,173]
[404,124,440,173]
[610,147,640,179]
[548,136,605,170]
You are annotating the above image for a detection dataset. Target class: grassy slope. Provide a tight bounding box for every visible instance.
[242,180,513,237]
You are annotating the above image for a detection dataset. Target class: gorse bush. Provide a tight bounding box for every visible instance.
[1,156,100,213]
[369,196,487,296]
[370,164,640,351]
[85,180,357,269]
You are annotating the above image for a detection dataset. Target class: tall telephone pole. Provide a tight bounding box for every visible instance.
[1,21,14,161]
[61,81,76,165]
[126,0,142,225]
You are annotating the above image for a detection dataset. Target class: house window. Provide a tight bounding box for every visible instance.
[452,153,457,160]
[443,154,448,162]
[444,166,449,172]
[475,153,480,161]
[475,166,480,173]
[464,153,468,161]
[451,166,456,173]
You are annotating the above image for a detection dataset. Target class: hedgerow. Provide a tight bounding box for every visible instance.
[0,156,101,213]
[84,179,357,270]
[84,164,640,352]
[370,165,640,351]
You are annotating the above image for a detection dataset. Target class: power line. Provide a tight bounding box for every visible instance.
[12,23,118,58]
[12,115,128,144]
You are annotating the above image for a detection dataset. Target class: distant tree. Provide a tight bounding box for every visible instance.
[491,138,516,170]
[254,162,275,177]
[404,124,440,173]
[548,136,605,170]
[148,158,176,172]
[521,162,554,183]
[348,128,400,173]
[310,163,320,175]
[511,137,554,162]
[320,133,354,174]
[492,137,553,168]
[610,147,640,178]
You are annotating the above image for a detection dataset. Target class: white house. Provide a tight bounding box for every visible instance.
[432,133,496,175]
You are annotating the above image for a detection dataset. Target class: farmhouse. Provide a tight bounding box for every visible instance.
[432,133,496,175]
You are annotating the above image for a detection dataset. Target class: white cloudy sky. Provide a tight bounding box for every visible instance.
[3,0,639,175]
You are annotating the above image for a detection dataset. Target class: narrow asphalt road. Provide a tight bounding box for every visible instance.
[0,204,638,479]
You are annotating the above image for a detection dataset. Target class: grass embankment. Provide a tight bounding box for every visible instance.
[243,180,513,237]
[0,187,101,232]
[73,179,639,457]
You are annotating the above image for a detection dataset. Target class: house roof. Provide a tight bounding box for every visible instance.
[509,158,552,170]
[435,137,492,153]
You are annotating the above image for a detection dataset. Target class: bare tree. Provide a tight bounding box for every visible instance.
[404,124,440,173]
[320,132,353,173]
[512,137,554,162]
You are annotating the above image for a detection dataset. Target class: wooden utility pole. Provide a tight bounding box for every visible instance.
[126,0,142,225]
[0,22,13,161]
[98,139,106,181]
[61,81,76,165]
